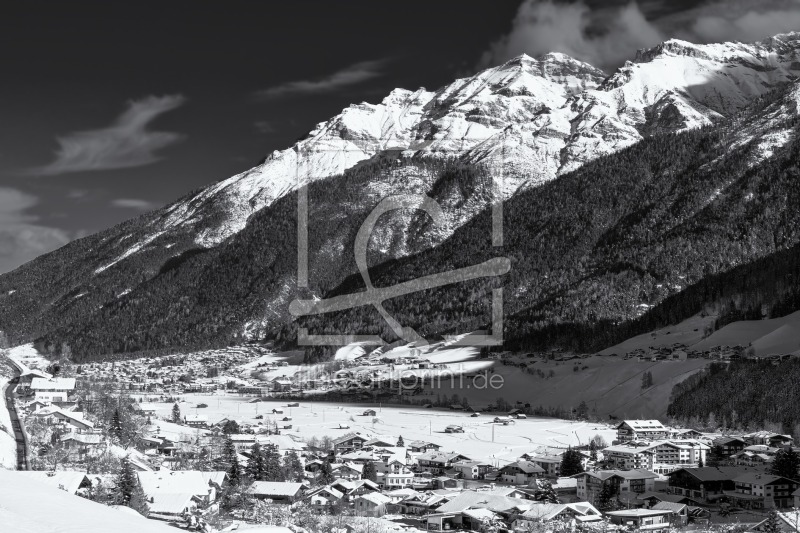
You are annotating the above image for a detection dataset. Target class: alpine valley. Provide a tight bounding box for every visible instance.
[3,32,800,361]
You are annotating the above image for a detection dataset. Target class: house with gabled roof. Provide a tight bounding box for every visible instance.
[727,472,800,509]
[18,470,91,495]
[667,466,756,502]
[354,492,392,517]
[308,485,345,512]
[333,433,369,454]
[498,461,545,484]
[29,377,75,403]
[512,502,602,529]
[417,451,469,475]
[408,440,441,453]
[574,469,658,503]
[605,509,673,532]
[615,420,669,442]
[426,490,531,531]
[247,481,305,503]
[712,436,748,457]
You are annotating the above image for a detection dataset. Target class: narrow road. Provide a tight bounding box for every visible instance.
[4,365,29,470]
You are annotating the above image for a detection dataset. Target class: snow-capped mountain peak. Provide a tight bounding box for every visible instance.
[124,33,800,258]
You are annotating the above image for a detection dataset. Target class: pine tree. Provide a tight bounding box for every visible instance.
[222,436,240,485]
[110,409,123,440]
[576,401,589,420]
[263,444,282,481]
[320,459,334,485]
[560,448,585,477]
[589,440,598,462]
[282,450,303,482]
[533,480,560,504]
[596,482,619,511]
[362,460,378,482]
[770,447,800,480]
[762,509,781,533]
[396,435,405,447]
[171,403,182,424]
[115,456,149,516]
[246,442,265,481]
[128,479,151,517]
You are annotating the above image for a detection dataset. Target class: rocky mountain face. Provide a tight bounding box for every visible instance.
[1,33,800,359]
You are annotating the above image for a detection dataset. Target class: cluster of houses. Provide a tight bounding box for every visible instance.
[11,353,800,532]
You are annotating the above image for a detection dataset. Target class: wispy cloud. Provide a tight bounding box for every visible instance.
[480,1,662,73]
[111,198,159,211]
[480,0,800,73]
[0,187,72,273]
[672,0,800,44]
[254,60,386,100]
[27,94,186,176]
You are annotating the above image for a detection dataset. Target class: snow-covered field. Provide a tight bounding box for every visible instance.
[149,395,615,467]
[600,310,800,358]
[5,343,49,372]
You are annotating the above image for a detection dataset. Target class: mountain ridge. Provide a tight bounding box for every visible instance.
[3,33,800,359]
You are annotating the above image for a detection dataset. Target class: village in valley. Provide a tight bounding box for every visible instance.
[3,340,800,533]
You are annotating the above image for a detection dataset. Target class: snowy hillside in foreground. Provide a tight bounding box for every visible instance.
[0,469,176,533]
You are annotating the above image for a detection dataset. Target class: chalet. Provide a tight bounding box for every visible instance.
[247,481,305,503]
[426,490,528,531]
[713,436,748,457]
[652,501,690,526]
[522,454,563,477]
[143,436,179,456]
[498,461,545,484]
[18,471,92,495]
[60,433,103,460]
[417,451,469,475]
[605,509,673,532]
[333,433,369,454]
[184,414,208,428]
[331,463,363,481]
[615,420,669,442]
[408,440,441,453]
[575,470,658,502]
[512,502,603,528]
[726,473,799,509]
[363,437,397,448]
[29,377,76,403]
[148,493,202,518]
[331,479,381,501]
[451,460,492,480]
[308,486,345,512]
[354,492,392,517]
[32,406,95,433]
[667,466,754,502]
[743,432,795,448]
[137,469,226,505]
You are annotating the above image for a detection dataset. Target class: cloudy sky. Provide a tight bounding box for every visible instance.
[1,0,798,274]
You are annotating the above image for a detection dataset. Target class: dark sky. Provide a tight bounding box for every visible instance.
[1,0,796,273]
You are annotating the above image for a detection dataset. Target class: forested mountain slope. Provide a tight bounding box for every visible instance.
[1,34,800,361]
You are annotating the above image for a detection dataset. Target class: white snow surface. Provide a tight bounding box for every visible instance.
[0,469,176,533]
